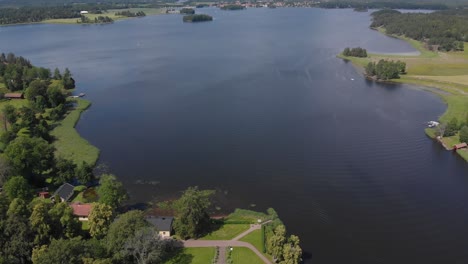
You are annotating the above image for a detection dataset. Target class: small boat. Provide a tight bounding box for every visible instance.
[78,93,86,97]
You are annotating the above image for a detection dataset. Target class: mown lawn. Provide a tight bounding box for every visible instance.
[51,98,100,166]
[164,247,215,264]
[229,247,264,264]
[200,224,249,240]
[240,229,263,253]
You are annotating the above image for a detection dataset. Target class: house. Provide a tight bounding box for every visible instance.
[4,93,24,99]
[80,11,89,14]
[70,203,92,221]
[38,191,50,199]
[146,216,174,238]
[53,183,75,202]
[453,143,468,150]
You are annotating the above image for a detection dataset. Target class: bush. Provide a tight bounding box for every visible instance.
[343,47,367,57]
[459,126,468,143]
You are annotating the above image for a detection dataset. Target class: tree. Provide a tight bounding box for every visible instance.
[280,235,302,264]
[267,225,287,261]
[53,158,76,185]
[4,136,54,177]
[88,203,114,239]
[0,156,12,185]
[46,85,66,108]
[105,210,149,261]
[2,104,17,125]
[25,80,47,102]
[445,117,459,136]
[172,186,214,239]
[53,68,62,80]
[2,214,34,264]
[97,174,127,209]
[459,126,468,143]
[3,176,32,200]
[62,68,75,89]
[30,201,53,245]
[7,198,30,218]
[49,202,81,239]
[76,161,94,184]
[122,227,175,264]
[32,237,92,264]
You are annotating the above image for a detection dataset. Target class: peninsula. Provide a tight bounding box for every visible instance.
[339,9,468,161]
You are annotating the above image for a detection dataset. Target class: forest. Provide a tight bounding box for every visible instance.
[343,47,368,57]
[114,10,146,17]
[0,6,80,24]
[370,9,468,51]
[365,59,406,80]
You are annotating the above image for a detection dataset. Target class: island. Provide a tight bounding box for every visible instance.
[339,9,468,162]
[179,7,195,14]
[220,4,246,10]
[183,14,213,23]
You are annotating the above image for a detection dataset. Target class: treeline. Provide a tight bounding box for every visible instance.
[370,9,468,51]
[78,15,114,24]
[220,4,245,10]
[0,6,80,25]
[365,59,406,80]
[318,1,449,10]
[183,14,213,22]
[343,47,367,57]
[115,10,146,17]
[180,7,195,14]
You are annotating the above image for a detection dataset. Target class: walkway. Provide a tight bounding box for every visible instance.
[183,220,273,264]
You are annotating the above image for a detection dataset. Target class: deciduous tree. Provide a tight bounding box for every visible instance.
[97,174,127,209]
[3,176,32,201]
[89,203,113,239]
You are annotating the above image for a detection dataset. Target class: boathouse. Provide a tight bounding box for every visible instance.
[453,143,467,150]
[4,93,24,99]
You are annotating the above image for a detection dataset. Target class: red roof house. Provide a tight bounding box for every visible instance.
[453,143,467,150]
[4,93,24,99]
[70,203,93,221]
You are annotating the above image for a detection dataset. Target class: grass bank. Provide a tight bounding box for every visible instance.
[42,8,166,25]
[51,98,100,166]
[229,247,264,264]
[339,32,468,162]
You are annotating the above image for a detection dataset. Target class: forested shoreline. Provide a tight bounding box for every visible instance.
[370,9,468,51]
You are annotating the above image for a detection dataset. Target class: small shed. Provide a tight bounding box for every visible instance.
[146,216,174,238]
[38,191,50,199]
[53,183,75,202]
[70,203,93,221]
[80,11,89,14]
[453,143,467,150]
[4,93,24,99]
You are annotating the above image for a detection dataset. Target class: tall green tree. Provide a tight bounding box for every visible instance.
[88,203,113,239]
[445,117,459,136]
[4,136,54,177]
[105,210,149,262]
[2,214,34,264]
[75,161,94,184]
[7,198,30,218]
[53,158,77,185]
[53,68,62,80]
[173,186,214,239]
[49,202,81,239]
[122,227,175,264]
[3,176,33,201]
[97,174,127,209]
[459,126,468,143]
[280,235,302,264]
[62,68,75,89]
[30,201,53,245]
[267,225,287,261]
[32,237,92,264]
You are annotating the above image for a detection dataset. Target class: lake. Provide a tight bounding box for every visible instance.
[2,8,468,264]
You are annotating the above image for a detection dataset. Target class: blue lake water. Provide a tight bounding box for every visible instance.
[1,8,468,263]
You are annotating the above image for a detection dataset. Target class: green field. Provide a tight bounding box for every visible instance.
[200,224,250,240]
[51,99,100,166]
[339,32,468,162]
[240,229,264,253]
[42,8,166,24]
[164,247,215,264]
[229,247,264,264]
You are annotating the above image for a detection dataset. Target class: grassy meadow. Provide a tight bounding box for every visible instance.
[50,98,100,166]
[42,8,166,24]
[164,247,215,264]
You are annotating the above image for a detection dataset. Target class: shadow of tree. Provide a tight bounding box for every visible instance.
[164,248,194,264]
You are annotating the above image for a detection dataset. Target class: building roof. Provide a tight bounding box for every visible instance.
[70,203,92,217]
[146,216,174,231]
[4,93,23,98]
[54,183,75,201]
[454,143,468,149]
